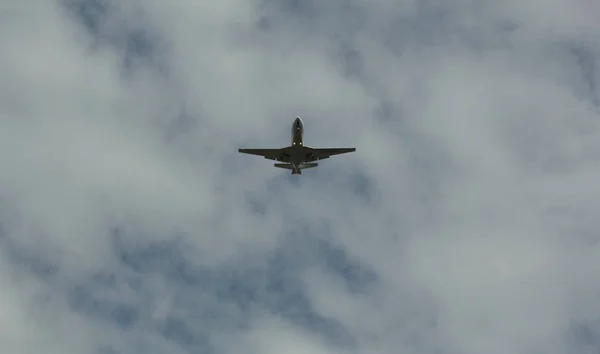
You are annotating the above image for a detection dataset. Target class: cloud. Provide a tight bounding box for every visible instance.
[1,0,600,353]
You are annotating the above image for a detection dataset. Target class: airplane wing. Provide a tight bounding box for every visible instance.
[238,148,286,161]
[304,147,356,162]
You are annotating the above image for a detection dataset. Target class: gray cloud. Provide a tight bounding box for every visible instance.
[1,0,600,353]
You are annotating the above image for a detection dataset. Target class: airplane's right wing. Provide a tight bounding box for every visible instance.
[238,148,286,161]
[304,147,356,162]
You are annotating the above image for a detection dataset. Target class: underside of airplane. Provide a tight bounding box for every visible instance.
[238,117,356,175]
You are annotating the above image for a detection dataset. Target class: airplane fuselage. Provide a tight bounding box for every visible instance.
[288,117,305,171]
[291,116,304,147]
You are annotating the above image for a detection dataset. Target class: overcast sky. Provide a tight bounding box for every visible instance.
[1,0,600,353]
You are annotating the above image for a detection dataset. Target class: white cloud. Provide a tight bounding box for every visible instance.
[219,314,342,354]
[1,0,600,353]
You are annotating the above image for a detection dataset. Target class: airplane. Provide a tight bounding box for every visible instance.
[238,116,356,175]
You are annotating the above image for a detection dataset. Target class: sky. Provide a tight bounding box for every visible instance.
[1,0,600,353]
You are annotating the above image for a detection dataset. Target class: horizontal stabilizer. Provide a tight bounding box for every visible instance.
[274,163,293,170]
[299,163,318,169]
[273,163,318,170]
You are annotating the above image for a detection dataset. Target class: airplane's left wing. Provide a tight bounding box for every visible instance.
[304,147,356,162]
[238,148,285,161]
